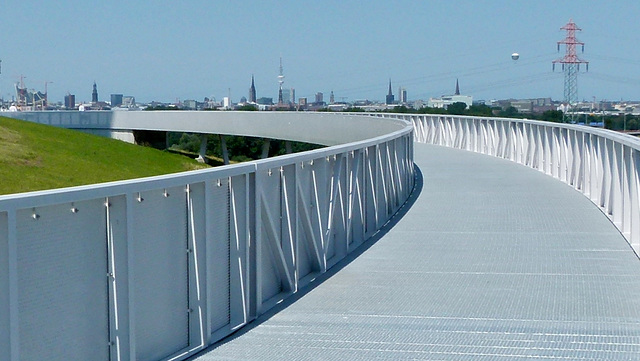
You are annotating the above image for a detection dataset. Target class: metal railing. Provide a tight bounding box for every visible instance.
[0,112,414,361]
[375,113,640,256]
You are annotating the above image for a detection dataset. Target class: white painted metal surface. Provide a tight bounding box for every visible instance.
[6,111,408,146]
[376,113,640,256]
[0,112,414,361]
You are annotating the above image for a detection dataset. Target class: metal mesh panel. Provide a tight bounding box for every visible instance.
[296,164,313,279]
[281,164,296,278]
[260,169,283,302]
[364,145,377,235]
[0,212,8,360]
[348,151,365,246]
[209,178,231,332]
[305,161,324,258]
[312,159,332,260]
[326,157,339,261]
[297,225,312,278]
[228,174,249,328]
[131,187,189,361]
[16,200,109,361]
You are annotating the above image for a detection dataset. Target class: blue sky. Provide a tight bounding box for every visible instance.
[2,1,639,104]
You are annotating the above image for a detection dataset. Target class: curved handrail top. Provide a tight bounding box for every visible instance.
[0,112,412,208]
[10,110,409,146]
[395,113,640,149]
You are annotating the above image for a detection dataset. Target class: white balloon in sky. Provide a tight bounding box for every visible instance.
[511,53,520,60]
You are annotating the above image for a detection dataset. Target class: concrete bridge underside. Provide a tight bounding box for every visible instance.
[192,143,640,360]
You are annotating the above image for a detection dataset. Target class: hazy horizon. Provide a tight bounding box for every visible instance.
[2,0,639,104]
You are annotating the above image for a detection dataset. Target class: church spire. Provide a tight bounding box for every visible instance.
[455,78,460,95]
[385,79,395,105]
[92,81,98,103]
[249,75,256,103]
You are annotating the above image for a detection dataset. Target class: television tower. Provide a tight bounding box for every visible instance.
[277,57,285,104]
[552,19,588,121]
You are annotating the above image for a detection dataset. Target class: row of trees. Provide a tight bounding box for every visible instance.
[166,133,321,164]
[141,103,640,164]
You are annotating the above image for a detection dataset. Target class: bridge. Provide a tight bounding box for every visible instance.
[1,111,640,360]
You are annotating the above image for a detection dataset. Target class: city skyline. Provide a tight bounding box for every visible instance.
[2,1,640,104]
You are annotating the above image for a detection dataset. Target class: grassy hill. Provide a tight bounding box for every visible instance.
[0,116,209,195]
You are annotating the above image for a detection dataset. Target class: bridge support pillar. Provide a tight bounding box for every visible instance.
[285,140,292,154]
[219,135,230,165]
[196,134,208,164]
[261,139,270,159]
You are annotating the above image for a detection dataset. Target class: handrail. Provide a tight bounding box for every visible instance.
[0,111,414,361]
[375,113,640,256]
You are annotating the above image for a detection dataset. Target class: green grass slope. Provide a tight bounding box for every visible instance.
[0,116,208,195]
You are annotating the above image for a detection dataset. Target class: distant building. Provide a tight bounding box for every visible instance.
[122,96,136,108]
[315,92,324,104]
[327,103,348,111]
[257,97,273,105]
[222,97,231,109]
[299,97,307,107]
[64,94,75,109]
[281,89,291,104]
[398,87,407,104]
[111,94,123,107]
[330,91,335,104]
[492,97,555,114]
[428,79,472,109]
[510,100,533,113]
[249,75,256,103]
[183,99,197,110]
[386,79,395,105]
[412,99,425,109]
[92,82,98,103]
[290,88,295,104]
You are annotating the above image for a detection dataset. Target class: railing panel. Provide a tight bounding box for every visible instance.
[0,213,9,361]
[228,174,251,332]
[206,178,231,334]
[309,157,330,264]
[411,114,640,257]
[186,182,207,349]
[364,145,378,238]
[346,149,365,249]
[16,200,110,361]
[105,195,130,361]
[255,166,286,308]
[327,154,348,265]
[281,164,298,288]
[623,148,633,236]
[0,112,414,361]
[631,151,640,252]
[295,161,319,281]
[130,187,190,361]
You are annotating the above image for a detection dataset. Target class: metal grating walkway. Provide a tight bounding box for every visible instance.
[191,143,640,360]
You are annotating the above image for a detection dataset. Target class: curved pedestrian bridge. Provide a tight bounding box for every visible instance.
[193,143,640,360]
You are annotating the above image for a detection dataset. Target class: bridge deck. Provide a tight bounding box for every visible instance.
[192,143,640,360]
